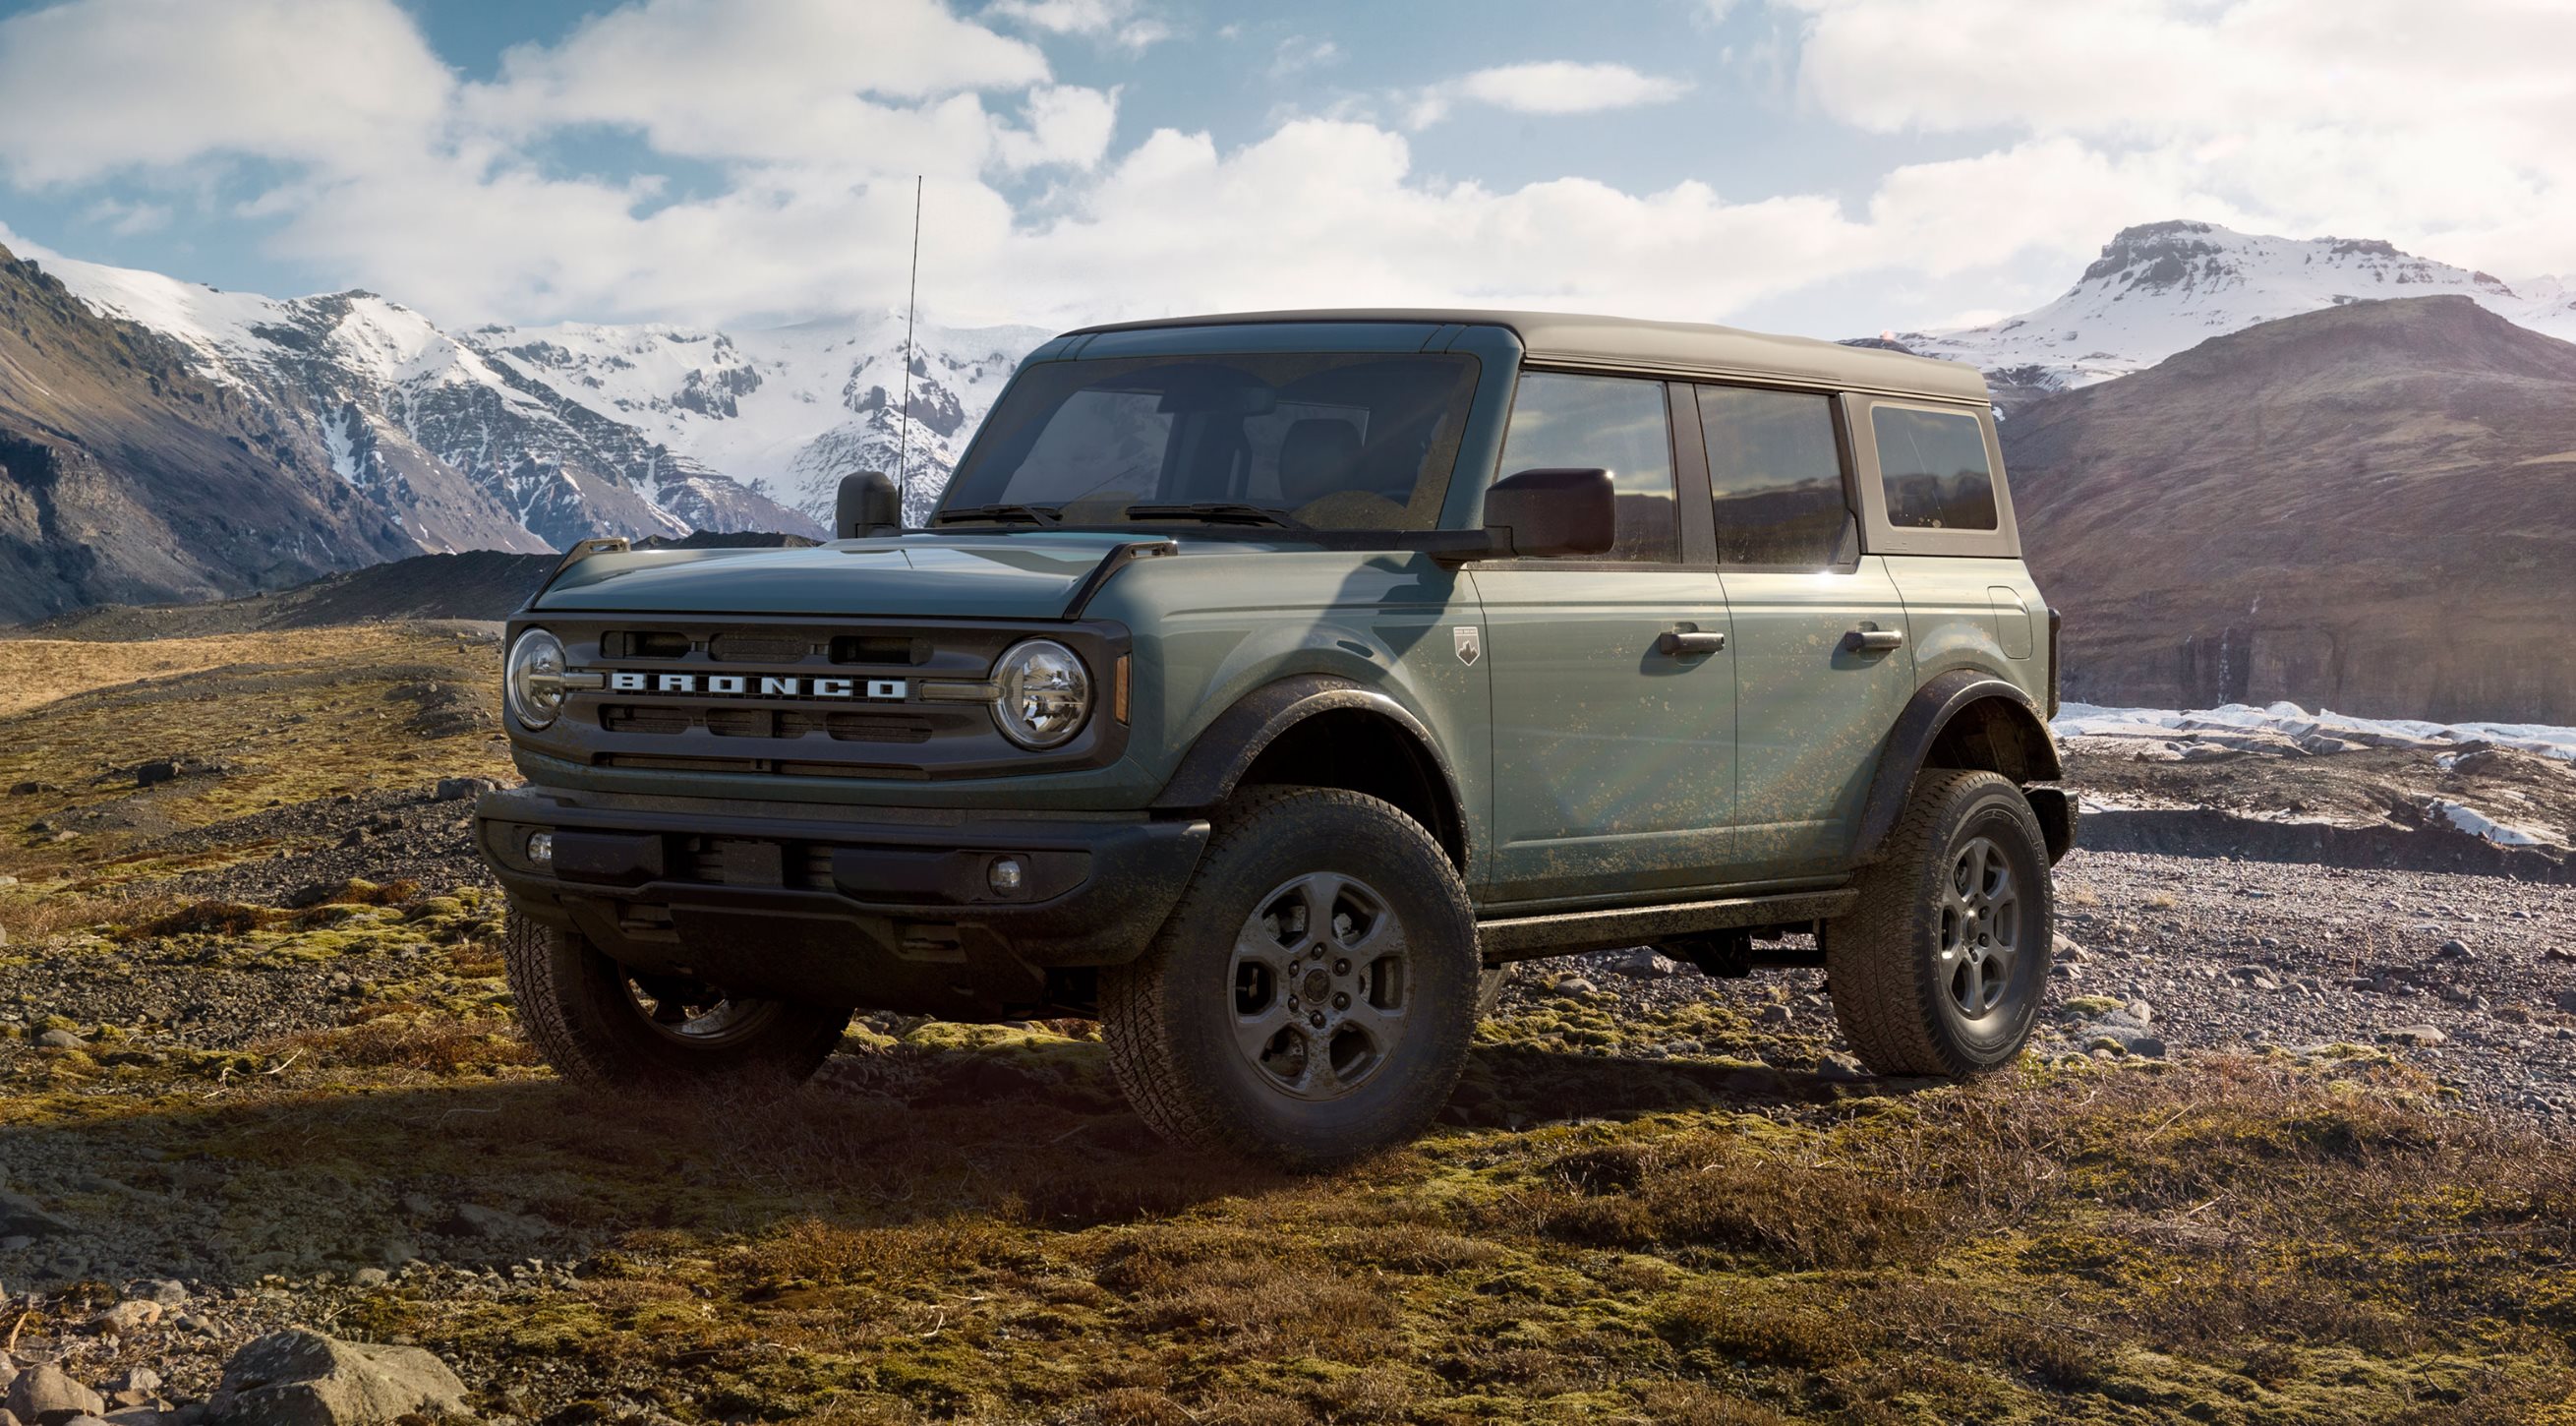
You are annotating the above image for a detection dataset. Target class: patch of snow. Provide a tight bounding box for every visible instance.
[2426,800,2552,848]
[2054,701,2576,764]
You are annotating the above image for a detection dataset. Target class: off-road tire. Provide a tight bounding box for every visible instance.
[501,913,851,1090]
[1100,788,1480,1167]
[1827,769,2054,1077]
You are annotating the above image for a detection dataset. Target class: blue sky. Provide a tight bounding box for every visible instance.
[1,0,2569,339]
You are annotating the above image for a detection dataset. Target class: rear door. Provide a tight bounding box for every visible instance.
[1472,373,1735,905]
[1680,384,1914,878]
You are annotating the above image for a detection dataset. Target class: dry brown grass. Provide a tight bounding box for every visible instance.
[0,625,443,716]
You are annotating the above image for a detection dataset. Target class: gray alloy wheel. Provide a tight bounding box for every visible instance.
[621,973,794,1049]
[1936,836,2025,1021]
[1226,871,1413,1102]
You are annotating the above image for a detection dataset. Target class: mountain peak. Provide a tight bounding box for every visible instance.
[1893,219,2576,396]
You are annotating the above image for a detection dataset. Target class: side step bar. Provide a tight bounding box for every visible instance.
[1477,888,1857,962]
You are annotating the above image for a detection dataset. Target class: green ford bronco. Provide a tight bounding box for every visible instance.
[480,309,2071,1165]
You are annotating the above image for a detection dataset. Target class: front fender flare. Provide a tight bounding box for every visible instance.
[1848,670,2064,864]
[1150,673,1465,818]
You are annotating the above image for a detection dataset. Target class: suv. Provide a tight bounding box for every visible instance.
[480,310,2071,1165]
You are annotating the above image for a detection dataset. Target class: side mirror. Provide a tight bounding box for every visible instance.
[837,471,903,539]
[1482,467,1615,559]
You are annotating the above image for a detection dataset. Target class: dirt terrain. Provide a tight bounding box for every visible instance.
[2,625,2573,1423]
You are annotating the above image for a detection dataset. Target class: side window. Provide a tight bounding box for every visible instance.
[1495,373,1677,562]
[1696,385,1855,568]
[1871,405,1998,531]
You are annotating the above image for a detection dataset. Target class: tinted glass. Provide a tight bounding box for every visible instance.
[942,353,1479,531]
[1872,405,1999,531]
[1495,373,1677,562]
[1696,385,1854,568]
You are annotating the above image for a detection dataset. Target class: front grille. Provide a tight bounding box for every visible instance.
[709,632,811,662]
[604,704,933,744]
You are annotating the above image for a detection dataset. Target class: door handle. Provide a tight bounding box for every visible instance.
[1844,628,1905,654]
[1657,629,1727,657]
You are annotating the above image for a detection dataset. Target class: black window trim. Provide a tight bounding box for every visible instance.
[1480,364,1694,572]
[1681,377,1866,575]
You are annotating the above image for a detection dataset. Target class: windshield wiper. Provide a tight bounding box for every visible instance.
[1122,503,1306,529]
[934,503,1063,526]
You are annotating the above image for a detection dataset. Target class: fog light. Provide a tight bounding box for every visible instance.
[988,857,1025,895]
[527,831,555,866]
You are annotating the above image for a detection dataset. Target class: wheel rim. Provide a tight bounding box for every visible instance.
[1226,871,1410,1102]
[1937,834,2023,1020]
[621,973,783,1049]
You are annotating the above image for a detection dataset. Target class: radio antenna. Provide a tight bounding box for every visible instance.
[896,174,922,524]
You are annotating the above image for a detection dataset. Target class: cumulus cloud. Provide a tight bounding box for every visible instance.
[1408,61,1691,127]
[6,0,2576,338]
[1786,0,2576,279]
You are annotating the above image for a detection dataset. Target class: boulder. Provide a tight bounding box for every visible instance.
[2381,1024,2447,1048]
[0,1189,71,1236]
[8,1364,106,1426]
[213,1328,466,1425]
[90,1301,162,1336]
[431,778,498,803]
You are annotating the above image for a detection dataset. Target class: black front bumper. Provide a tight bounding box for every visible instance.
[477,787,1209,1019]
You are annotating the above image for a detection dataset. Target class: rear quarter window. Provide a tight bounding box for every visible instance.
[1871,405,1998,531]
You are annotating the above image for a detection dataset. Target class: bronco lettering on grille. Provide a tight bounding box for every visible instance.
[603,672,909,700]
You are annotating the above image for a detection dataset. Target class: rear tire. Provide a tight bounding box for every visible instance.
[501,913,852,1090]
[1100,788,1480,1167]
[1826,770,2053,1077]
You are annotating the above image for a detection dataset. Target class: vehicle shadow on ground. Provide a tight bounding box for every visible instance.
[0,1036,1916,1292]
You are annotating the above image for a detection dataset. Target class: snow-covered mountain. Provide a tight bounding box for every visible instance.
[32,251,1049,548]
[1891,220,2576,395]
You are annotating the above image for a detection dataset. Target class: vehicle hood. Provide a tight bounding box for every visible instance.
[530,534,1151,621]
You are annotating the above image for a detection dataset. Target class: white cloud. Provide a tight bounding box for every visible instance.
[10,0,2576,344]
[1786,0,2576,281]
[1408,61,1691,127]
[84,197,172,236]
[0,0,451,186]
[1269,35,1340,79]
[982,0,1167,50]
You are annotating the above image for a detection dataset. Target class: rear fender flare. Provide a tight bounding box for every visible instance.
[1849,670,2063,864]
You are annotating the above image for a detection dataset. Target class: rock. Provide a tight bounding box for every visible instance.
[350,1268,389,1288]
[136,761,179,789]
[2051,933,2086,963]
[2249,976,2282,991]
[1815,1052,1871,1082]
[2555,991,2576,1015]
[2436,939,2476,960]
[215,1328,467,1426]
[1605,948,1682,979]
[432,777,498,802]
[1551,978,1597,998]
[8,1363,106,1426]
[89,1300,162,1336]
[2123,999,2154,1024]
[102,1409,169,1426]
[2381,1025,2448,1047]
[1755,1004,1794,1028]
[99,1370,159,1407]
[34,1030,86,1050]
[0,1189,72,1236]
[141,1279,189,1307]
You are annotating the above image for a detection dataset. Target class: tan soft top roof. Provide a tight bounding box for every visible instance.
[1064,307,1989,403]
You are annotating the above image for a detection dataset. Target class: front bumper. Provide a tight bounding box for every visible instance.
[477,786,1209,1018]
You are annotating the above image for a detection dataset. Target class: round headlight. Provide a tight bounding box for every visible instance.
[505,627,569,731]
[991,638,1091,749]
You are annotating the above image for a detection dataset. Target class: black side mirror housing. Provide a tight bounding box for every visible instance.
[1480,467,1615,559]
[836,471,903,539]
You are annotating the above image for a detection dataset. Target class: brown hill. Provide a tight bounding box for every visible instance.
[0,243,420,622]
[2004,295,2576,722]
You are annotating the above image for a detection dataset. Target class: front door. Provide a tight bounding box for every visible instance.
[1680,383,1914,878]
[1473,373,1735,905]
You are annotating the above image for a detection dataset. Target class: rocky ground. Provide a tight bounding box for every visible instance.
[0,624,2571,1423]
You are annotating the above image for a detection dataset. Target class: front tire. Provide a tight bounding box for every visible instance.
[1101,788,1480,1167]
[501,914,852,1090]
[1826,770,2054,1077]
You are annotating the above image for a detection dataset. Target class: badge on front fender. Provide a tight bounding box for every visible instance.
[1453,625,1481,666]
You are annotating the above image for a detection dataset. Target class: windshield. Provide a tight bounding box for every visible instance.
[938,352,1481,531]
